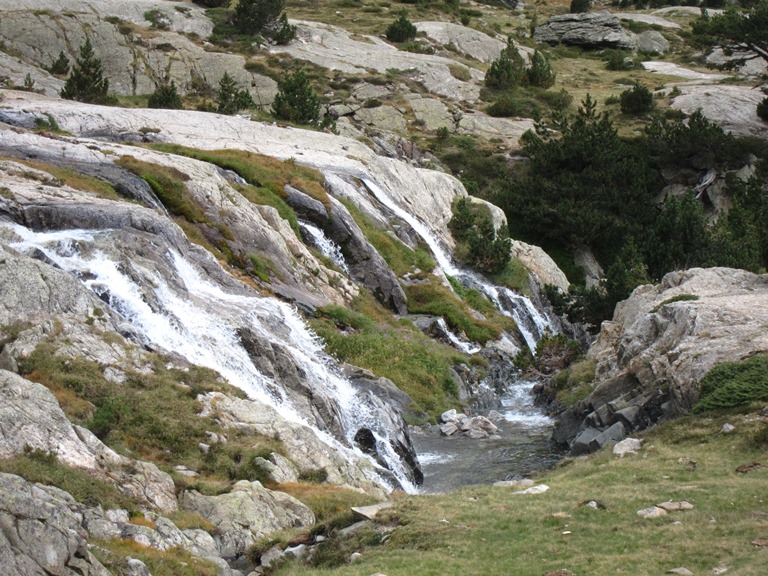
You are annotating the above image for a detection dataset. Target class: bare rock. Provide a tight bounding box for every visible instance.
[658,501,694,512]
[512,484,549,495]
[667,568,694,576]
[637,31,670,54]
[613,438,642,457]
[511,240,570,292]
[351,502,392,521]
[180,480,315,559]
[414,21,507,63]
[534,12,637,50]
[637,506,668,519]
[671,85,768,138]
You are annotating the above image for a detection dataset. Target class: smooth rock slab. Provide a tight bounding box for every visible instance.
[658,501,694,512]
[637,506,668,519]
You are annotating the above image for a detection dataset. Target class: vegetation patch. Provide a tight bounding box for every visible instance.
[694,354,768,413]
[93,539,219,576]
[651,293,700,313]
[9,159,120,199]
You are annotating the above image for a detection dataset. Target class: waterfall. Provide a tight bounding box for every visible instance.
[299,220,350,275]
[361,178,553,353]
[6,223,418,493]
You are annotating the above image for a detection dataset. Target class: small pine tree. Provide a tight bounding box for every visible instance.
[60,38,114,104]
[620,83,654,114]
[47,50,70,76]
[570,0,592,13]
[485,38,527,89]
[385,11,417,43]
[234,0,284,35]
[758,97,768,122]
[526,51,556,88]
[216,72,254,115]
[148,78,183,109]
[271,68,321,125]
[272,13,297,45]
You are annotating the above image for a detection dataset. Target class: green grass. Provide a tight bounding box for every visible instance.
[0,447,138,511]
[93,539,219,576]
[310,295,468,419]
[272,410,768,576]
[651,293,700,313]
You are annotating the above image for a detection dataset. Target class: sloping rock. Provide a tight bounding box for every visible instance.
[553,267,768,452]
[0,4,276,102]
[642,61,727,83]
[0,370,178,512]
[511,240,570,292]
[637,31,670,54]
[457,113,536,148]
[407,96,454,132]
[271,21,482,102]
[180,480,315,559]
[415,21,507,63]
[0,52,64,97]
[671,85,768,138]
[0,472,111,576]
[534,12,637,50]
[615,13,682,29]
[355,105,408,134]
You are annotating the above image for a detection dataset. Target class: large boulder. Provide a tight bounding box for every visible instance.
[180,480,315,559]
[534,12,637,50]
[0,473,111,576]
[414,21,507,63]
[553,268,768,453]
[671,85,768,139]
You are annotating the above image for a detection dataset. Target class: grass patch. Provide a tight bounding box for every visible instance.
[341,199,435,276]
[490,257,531,294]
[651,293,700,313]
[273,410,768,575]
[310,294,467,419]
[694,354,768,414]
[93,539,219,576]
[0,447,138,511]
[9,159,120,200]
[404,280,500,345]
[278,482,380,526]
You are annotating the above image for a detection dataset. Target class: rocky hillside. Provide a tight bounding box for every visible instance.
[0,0,767,574]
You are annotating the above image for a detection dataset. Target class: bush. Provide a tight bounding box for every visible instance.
[448,197,511,274]
[526,51,556,88]
[386,11,417,42]
[271,68,321,124]
[487,95,522,117]
[758,97,768,122]
[192,0,231,6]
[619,83,654,114]
[485,39,526,89]
[148,79,183,109]
[570,0,592,12]
[216,72,254,115]
[46,51,70,76]
[694,354,768,413]
[234,0,285,35]
[604,50,636,71]
[272,13,296,45]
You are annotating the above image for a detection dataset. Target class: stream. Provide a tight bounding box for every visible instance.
[411,379,561,493]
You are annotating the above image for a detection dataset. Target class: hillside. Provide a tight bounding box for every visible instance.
[0,0,767,575]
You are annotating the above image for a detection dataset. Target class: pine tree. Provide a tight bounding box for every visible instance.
[271,69,321,125]
[47,51,70,76]
[485,38,527,90]
[526,51,556,88]
[216,72,254,115]
[385,11,417,43]
[60,38,114,104]
[234,0,284,36]
[148,78,183,109]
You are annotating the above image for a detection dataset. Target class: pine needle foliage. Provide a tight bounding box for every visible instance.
[271,68,321,125]
[60,38,115,104]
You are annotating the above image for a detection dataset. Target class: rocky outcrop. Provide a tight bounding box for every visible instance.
[0,2,276,103]
[553,268,768,453]
[0,472,111,576]
[511,240,570,293]
[181,481,315,560]
[671,85,768,138]
[0,370,178,512]
[414,21,507,63]
[534,12,637,50]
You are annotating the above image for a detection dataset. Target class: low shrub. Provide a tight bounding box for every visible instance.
[620,83,654,114]
[758,97,768,122]
[694,354,768,413]
[385,11,417,42]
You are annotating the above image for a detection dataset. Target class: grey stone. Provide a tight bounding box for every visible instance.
[126,557,153,576]
[355,105,408,134]
[440,422,459,436]
[351,503,393,521]
[671,85,768,138]
[637,30,670,54]
[637,506,667,519]
[409,97,454,132]
[613,438,642,457]
[534,12,637,50]
[415,21,507,63]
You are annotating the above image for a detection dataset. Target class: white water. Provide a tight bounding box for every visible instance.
[361,178,553,352]
[6,223,417,493]
[299,221,350,275]
[435,318,482,355]
[498,380,553,428]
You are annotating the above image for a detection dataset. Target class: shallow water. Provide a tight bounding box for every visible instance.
[411,380,561,493]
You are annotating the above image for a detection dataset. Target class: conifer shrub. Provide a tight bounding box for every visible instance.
[271,68,321,124]
[526,51,556,88]
[234,0,284,35]
[570,0,592,13]
[386,11,417,42]
[192,0,230,6]
[216,72,255,115]
[449,197,511,274]
[60,37,116,105]
[46,50,70,76]
[758,97,768,122]
[694,354,768,413]
[619,83,654,114]
[148,79,183,109]
[485,39,526,89]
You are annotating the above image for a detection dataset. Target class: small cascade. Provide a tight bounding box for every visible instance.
[6,224,418,493]
[435,318,482,355]
[299,220,350,275]
[361,178,554,353]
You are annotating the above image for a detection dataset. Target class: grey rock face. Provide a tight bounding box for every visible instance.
[636,30,670,54]
[553,267,768,452]
[671,85,768,138]
[534,12,637,50]
[180,481,315,559]
[0,472,111,576]
[415,21,507,63]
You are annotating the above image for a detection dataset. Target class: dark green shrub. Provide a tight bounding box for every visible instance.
[234,0,282,34]
[271,68,321,124]
[694,354,768,413]
[448,197,511,274]
[386,11,417,42]
[604,50,636,71]
[216,72,255,115]
[487,95,522,118]
[272,13,296,45]
[46,50,70,76]
[148,79,183,109]
[526,51,556,88]
[619,83,654,114]
[570,0,592,12]
[485,39,526,89]
[60,37,116,105]
[758,97,768,122]
[192,0,231,6]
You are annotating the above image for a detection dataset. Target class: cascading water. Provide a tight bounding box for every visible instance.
[361,178,554,353]
[5,223,418,493]
[299,220,350,275]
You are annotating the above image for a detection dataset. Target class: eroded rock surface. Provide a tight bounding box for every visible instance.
[534,12,637,50]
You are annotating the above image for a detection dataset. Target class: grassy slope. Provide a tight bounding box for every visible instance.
[274,410,768,575]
